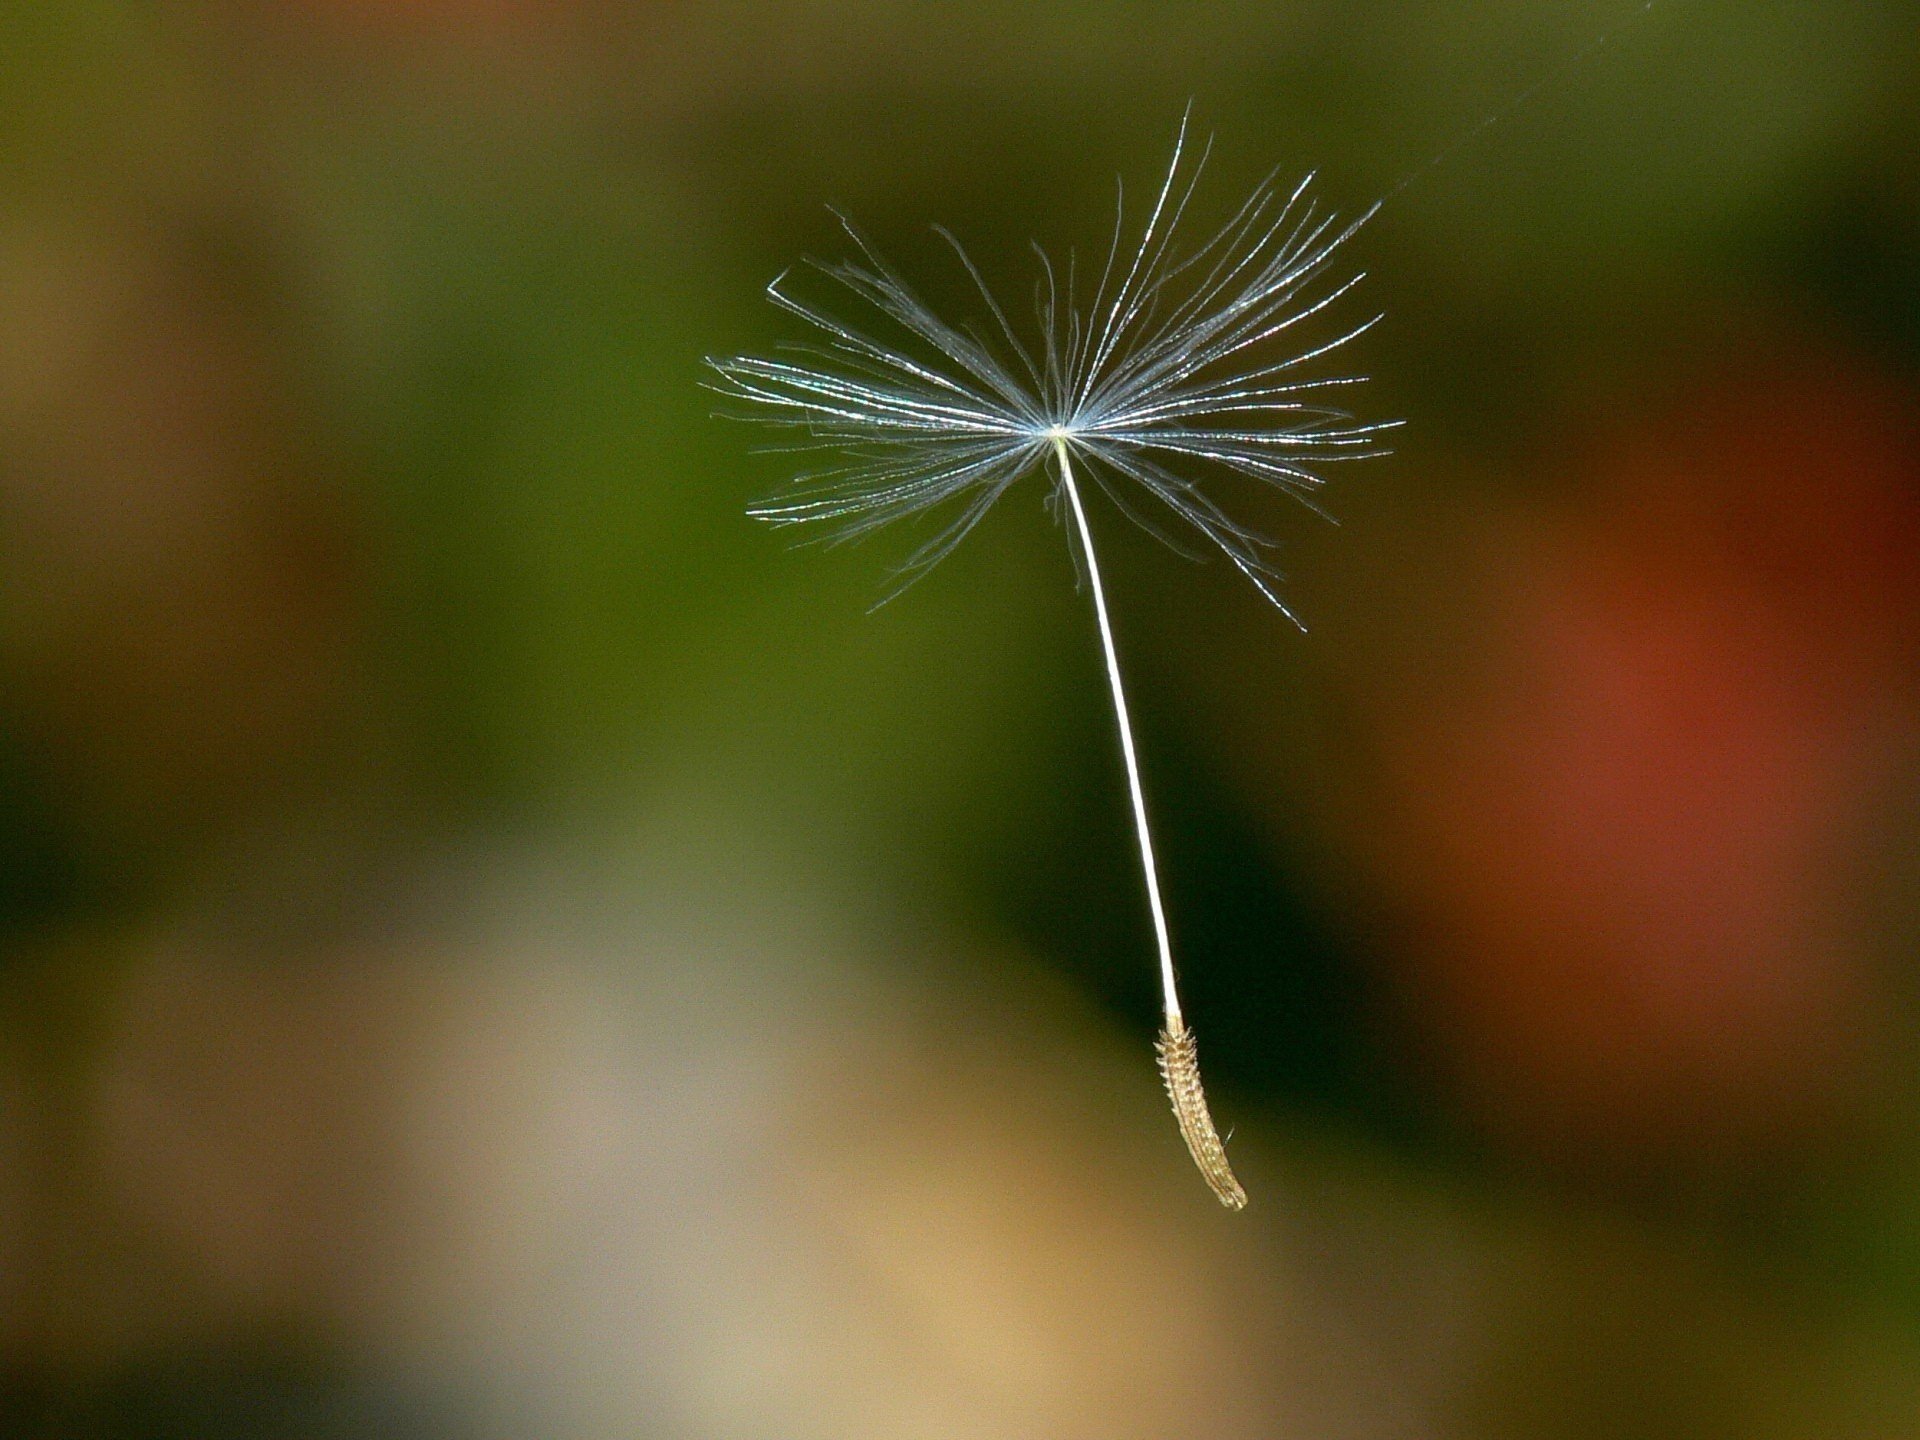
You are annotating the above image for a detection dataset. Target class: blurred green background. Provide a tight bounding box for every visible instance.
[6,2,1920,1436]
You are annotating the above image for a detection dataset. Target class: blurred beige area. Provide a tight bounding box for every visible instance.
[7,836,1920,1440]
[8,2,1920,1437]
[12,845,1361,1438]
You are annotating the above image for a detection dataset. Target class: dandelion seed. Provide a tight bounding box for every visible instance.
[708,111,1398,1208]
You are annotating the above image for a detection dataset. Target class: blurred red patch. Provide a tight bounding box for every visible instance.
[1378,336,1920,1161]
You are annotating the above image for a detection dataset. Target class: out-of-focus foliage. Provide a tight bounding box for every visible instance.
[6,2,1920,1436]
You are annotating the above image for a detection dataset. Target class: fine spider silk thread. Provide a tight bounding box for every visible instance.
[1380,0,1665,205]
[708,1,1667,1208]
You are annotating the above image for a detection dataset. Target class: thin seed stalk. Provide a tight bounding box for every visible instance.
[1053,437,1247,1210]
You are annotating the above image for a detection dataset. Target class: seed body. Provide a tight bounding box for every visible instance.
[1156,1015,1247,1209]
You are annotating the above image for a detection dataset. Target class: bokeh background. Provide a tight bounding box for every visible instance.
[6,1,1920,1435]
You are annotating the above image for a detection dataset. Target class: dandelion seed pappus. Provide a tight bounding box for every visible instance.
[708,109,1394,1206]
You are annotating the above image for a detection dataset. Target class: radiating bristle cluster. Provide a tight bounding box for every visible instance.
[1156,1016,1247,1210]
[707,109,1397,620]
